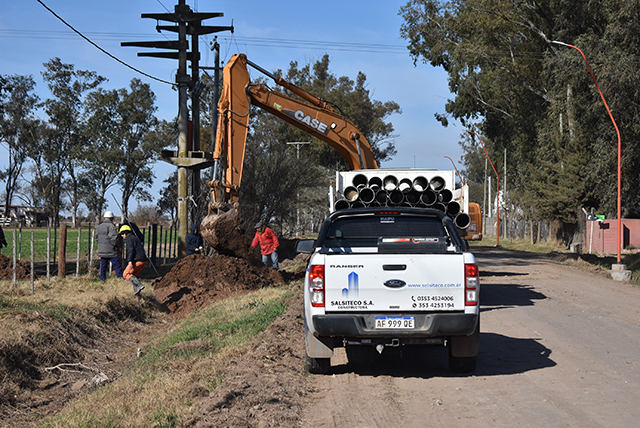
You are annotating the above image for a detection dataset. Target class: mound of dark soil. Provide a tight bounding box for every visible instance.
[0,254,36,280]
[153,254,286,318]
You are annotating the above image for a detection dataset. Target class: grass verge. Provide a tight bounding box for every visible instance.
[37,285,294,428]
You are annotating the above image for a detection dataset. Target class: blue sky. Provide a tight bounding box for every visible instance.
[1,0,465,213]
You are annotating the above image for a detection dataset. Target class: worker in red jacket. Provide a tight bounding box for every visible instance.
[251,221,279,271]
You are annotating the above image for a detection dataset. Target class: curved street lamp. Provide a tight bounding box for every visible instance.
[552,41,622,264]
[441,155,464,184]
[470,130,500,247]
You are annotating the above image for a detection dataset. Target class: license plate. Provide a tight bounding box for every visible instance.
[375,316,414,329]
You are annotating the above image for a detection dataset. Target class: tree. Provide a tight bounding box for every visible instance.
[80,88,126,221]
[115,79,167,219]
[276,55,400,169]
[40,58,105,226]
[400,0,640,241]
[0,74,40,217]
[237,135,323,236]
[157,170,178,223]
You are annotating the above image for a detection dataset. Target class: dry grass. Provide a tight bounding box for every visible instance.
[0,276,153,417]
[35,285,293,428]
[471,235,566,253]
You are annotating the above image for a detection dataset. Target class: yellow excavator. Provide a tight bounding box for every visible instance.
[200,53,378,247]
[200,54,481,248]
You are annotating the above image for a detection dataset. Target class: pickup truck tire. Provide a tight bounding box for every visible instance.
[304,317,332,374]
[305,353,331,374]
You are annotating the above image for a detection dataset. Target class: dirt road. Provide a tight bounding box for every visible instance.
[301,246,640,428]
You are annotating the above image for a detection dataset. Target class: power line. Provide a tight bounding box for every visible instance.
[1,28,408,54]
[35,0,173,85]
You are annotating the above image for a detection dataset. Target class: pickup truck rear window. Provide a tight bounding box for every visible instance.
[323,215,446,248]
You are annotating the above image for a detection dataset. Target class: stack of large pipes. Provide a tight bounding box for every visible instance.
[335,173,471,229]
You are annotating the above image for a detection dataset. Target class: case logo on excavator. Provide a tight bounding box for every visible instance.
[283,108,330,135]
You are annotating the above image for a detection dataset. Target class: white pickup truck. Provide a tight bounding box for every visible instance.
[296,206,480,374]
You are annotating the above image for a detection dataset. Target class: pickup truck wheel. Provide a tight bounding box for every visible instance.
[305,353,331,374]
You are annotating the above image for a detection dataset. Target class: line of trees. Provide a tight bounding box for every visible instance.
[400,0,640,243]
[2,54,400,236]
[0,58,174,227]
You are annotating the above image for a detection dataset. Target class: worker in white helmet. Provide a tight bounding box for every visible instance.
[96,211,123,281]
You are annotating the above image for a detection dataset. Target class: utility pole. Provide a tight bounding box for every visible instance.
[483,157,487,237]
[503,148,507,239]
[287,142,310,236]
[122,0,232,257]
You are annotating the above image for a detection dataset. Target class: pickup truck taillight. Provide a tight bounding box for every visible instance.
[465,263,479,306]
[308,265,325,307]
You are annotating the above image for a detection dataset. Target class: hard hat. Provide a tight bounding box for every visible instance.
[119,225,132,234]
[104,211,115,218]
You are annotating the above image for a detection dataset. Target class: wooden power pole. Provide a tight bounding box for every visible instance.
[122,0,232,257]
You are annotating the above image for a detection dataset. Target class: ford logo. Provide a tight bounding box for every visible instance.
[384,279,406,288]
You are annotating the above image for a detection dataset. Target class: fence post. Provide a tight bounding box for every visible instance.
[169,224,174,259]
[159,225,163,261]
[12,229,17,290]
[30,231,34,294]
[173,223,178,258]
[18,226,22,261]
[76,227,81,279]
[47,227,51,283]
[87,224,92,272]
[163,226,168,264]
[89,229,95,276]
[151,224,158,267]
[147,225,152,255]
[58,225,67,278]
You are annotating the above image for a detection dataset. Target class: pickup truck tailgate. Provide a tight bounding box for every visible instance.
[324,253,465,312]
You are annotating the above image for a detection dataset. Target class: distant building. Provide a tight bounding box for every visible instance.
[0,205,49,227]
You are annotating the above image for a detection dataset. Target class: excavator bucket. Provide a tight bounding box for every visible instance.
[200,202,253,258]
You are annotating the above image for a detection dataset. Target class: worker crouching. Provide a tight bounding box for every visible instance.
[119,224,148,295]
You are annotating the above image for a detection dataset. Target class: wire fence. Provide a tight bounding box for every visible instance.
[0,224,180,291]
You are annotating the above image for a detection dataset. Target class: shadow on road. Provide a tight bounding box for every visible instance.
[329,331,554,379]
[476,332,555,375]
[481,282,546,310]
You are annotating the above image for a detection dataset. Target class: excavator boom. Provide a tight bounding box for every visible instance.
[203,53,378,251]
[211,53,377,204]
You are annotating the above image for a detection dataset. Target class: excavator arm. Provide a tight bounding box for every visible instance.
[211,53,378,204]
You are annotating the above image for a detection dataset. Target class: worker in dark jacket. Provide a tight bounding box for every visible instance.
[119,224,147,295]
[186,224,204,255]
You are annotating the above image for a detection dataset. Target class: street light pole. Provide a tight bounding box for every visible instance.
[471,131,500,247]
[441,155,464,185]
[552,41,622,264]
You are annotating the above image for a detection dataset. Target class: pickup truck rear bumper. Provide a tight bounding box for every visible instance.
[313,312,477,338]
